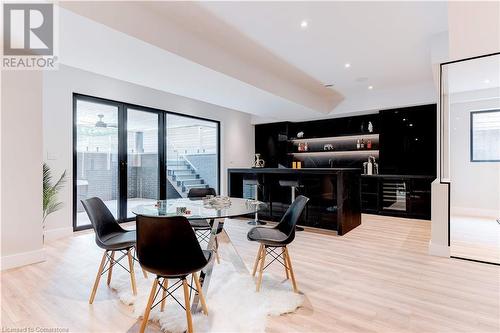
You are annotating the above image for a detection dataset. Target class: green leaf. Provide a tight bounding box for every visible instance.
[42,163,67,225]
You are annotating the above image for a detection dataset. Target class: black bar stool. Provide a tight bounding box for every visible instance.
[245,178,266,225]
[278,179,305,231]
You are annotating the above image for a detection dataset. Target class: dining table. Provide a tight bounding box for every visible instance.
[132,196,264,313]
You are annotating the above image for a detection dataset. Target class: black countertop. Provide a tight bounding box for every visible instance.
[361,174,436,179]
[228,167,360,174]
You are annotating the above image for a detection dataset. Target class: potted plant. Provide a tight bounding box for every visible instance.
[43,163,66,242]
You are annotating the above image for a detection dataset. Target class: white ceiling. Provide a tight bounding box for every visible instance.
[200,1,448,104]
[60,2,448,122]
[446,54,500,93]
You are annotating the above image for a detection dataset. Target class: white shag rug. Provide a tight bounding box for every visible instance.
[109,260,304,332]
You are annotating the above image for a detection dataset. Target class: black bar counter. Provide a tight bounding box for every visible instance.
[228,168,361,235]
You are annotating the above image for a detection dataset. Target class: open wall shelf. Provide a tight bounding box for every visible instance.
[289,150,379,155]
[288,133,379,142]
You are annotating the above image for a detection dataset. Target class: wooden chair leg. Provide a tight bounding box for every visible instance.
[193,272,208,315]
[160,278,168,312]
[252,244,263,277]
[283,249,290,280]
[256,246,267,292]
[89,250,107,304]
[107,251,115,285]
[127,249,137,296]
[182,278,194,333]
[284,247,298,293]
[140,278,158,333]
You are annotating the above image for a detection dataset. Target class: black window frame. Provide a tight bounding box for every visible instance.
[72,93,221,231]
[470,109,500,163]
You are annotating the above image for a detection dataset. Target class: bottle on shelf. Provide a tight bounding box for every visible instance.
[304,142,309,151]
[356,139,360,149]
[360,139,365,149]
[367,139,372,149]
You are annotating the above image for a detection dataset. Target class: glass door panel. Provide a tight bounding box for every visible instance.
[126,109,160,218]
[166,114,219,198]
[75,99,119,228]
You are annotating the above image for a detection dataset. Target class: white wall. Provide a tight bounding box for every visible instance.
[429,1,500,257]
[43,65,254,238]
[448,1,500,61]
[1,71,45,270]
[450,91,500,217]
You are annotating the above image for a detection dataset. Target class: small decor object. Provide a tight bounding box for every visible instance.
[204,196,231,209]
[43,163,67,243]
[292,161,297,169]
[156,200,167,215]
[176,206,187,215]
[254,154,265,168]
[297,161,302,169]
[356,139,361,149]
[297,131,304,138]
[363,156,379,175]
[323,144,334,151]
[368,121,374,133]
[304,142,309,151]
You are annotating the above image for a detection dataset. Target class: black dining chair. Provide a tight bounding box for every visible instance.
[247,195,309,293]
[136,215,212,333]
[187,187,223,263]
[81,197,147,304]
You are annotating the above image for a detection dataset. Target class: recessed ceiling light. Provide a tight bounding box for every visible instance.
[484,79,491,84]
[368,85,374,90]
[300,20,308,28]
[344,63,351,68]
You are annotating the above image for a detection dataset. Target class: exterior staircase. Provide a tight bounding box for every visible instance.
[166,159,208,197]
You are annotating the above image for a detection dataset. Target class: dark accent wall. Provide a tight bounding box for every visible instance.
[254,105,437,177]
[254,122,289,168]
[379,104,437,176]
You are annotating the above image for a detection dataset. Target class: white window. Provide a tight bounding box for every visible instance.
[471,110,500,162]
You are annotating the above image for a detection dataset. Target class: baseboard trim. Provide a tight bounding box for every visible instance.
[451,206,500,219]
[44,226,73,242]
[1,249,46,271]
[428,241,450,257]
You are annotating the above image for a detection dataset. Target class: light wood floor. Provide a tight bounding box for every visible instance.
[450,215,500,264]
[1,214,499,332]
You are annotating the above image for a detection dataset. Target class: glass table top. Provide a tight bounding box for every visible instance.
[131,197,264,220]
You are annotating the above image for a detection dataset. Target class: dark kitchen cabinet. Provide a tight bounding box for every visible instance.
[360,175,434,220]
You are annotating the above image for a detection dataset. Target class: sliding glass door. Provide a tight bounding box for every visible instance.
[126,109,161,218]
[73,94,219,230]
[74,97,120,229]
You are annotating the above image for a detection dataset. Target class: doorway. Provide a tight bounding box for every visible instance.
[441,53,500,265]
